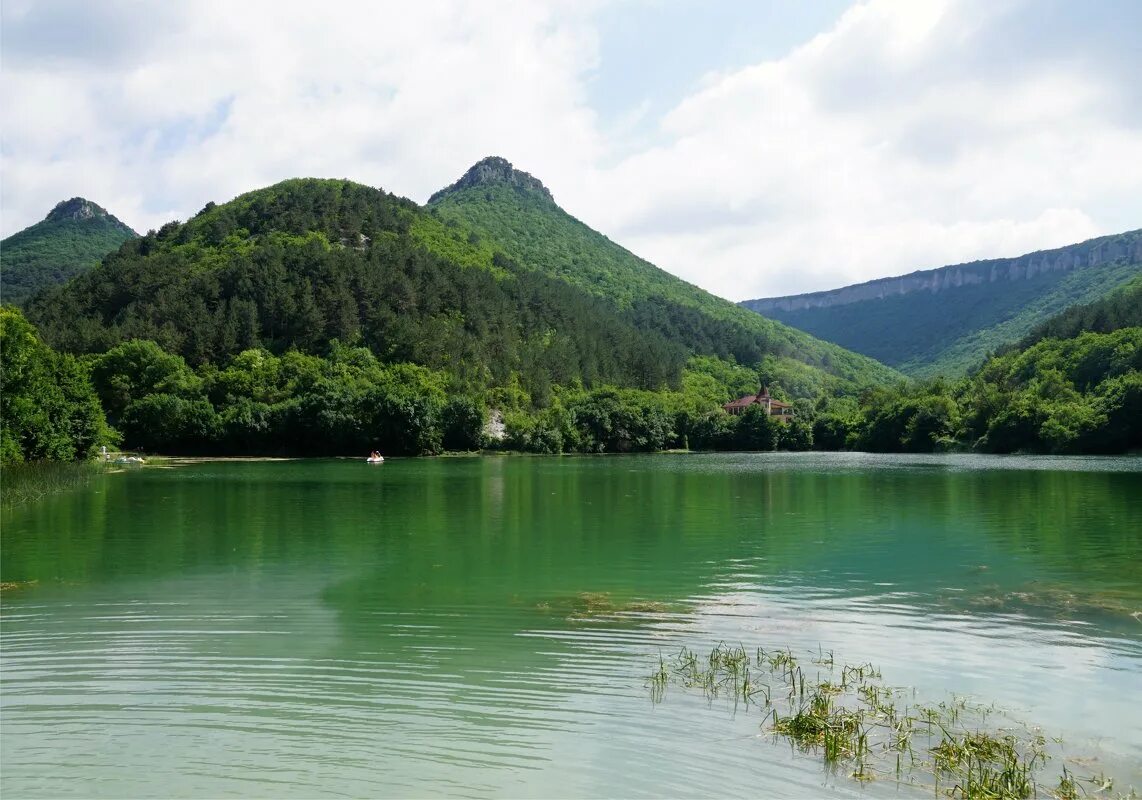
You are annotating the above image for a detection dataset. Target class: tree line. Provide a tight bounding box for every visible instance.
[1,309,813,461]
[5,304,1139,465]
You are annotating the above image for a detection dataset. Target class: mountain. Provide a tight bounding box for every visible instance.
[426,156,900,394]
[10,169,1137,460]
[938,280,1142,454]
[741,230,1142,378]
[1014,273,1142,349]
[24,179,689,399]
[803,273,1142,456]
[1,198,138,307]
[26,163,900,401]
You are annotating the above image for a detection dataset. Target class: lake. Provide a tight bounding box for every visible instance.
[2,453,1140,797]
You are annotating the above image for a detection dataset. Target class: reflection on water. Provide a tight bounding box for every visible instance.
[2,453,1140,797]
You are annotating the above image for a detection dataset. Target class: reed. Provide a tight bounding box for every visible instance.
[1,460,106,509]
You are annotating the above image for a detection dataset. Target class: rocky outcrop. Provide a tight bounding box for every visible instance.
[428,156,554,205]
[745,230,1142,313]
[44,197,136,234]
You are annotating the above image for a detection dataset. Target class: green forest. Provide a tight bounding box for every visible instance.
[0,198,137,307]
[742,230,1142,378]
[2,169,1140,466]
[426,158,900,390]
[5,298,1138,462]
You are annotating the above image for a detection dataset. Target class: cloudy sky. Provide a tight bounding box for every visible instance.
[2,0,1140,301]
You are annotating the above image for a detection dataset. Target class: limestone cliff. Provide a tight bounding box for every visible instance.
[746,230,1142,313]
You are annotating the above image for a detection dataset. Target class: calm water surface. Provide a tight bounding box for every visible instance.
[2,453,1140,797]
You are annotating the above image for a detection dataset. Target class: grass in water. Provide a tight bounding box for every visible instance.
[646,643,1135,799]
[1,460,108,509]
[931,732,1044,799]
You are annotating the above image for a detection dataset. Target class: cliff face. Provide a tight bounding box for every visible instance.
[738,228,1142,378]
[746,230,1142,313]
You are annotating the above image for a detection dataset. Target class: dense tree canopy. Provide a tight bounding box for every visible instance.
[1,307,113,463]
[1015,274,1142,348]
[804,327,1142,455]
[0,199,137,307]
[6,177,1138,465]
[26,180,687,398]
[426,168,900,389]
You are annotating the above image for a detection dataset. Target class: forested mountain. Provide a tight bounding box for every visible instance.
[0,198,137,307]
[742,230,1142,378]
[25,179,687,401]
[9,170,893,461]
[427,157,900,394]
[1014,273,1142,349]
[26,167,898,397]
[807,285,1142,456]
[5,165,1138,460]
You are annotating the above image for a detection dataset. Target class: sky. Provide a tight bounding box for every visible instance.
[2,0,1140,301]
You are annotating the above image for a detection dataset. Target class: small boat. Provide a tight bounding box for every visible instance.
[366,455,384,464]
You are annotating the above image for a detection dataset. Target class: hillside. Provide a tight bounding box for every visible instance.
[0,198,137,306]
[9,173,1137,459]
[25,179,689,399]
[13,172,906,459]
[1014,273,1142,349]
[28,166,900,400]
[426,157,901,394]
[806,283,1142,455]
[741,230,1142,377]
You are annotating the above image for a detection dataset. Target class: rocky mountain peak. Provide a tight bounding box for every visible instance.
[43,197,136,235]
[46,197,109,223]
[428,156,554,204]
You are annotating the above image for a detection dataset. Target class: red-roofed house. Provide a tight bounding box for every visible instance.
[723,386,794,421]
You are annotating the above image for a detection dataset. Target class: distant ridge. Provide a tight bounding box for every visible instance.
[741,230,1142,377]
[1,198,137,306]
[749,232,1142,313]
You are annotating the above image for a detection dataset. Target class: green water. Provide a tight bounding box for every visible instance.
[2,453,1140,797]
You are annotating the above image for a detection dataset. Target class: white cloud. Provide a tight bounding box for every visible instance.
[564,0,1142,299]
[1,0,604,234]
[2,0,1139,301]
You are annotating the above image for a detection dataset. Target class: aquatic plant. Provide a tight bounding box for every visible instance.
[931,732,1044,799]
[1053,766,1078,800]
[541,591,681,621]
[646,643,1132,799]
[0,459,107,508]
[950,583,1142,623]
